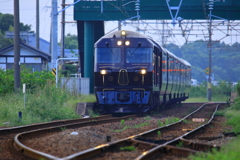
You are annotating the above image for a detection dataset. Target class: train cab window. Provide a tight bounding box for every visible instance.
[95,48,121,63]
[126,48,152,63]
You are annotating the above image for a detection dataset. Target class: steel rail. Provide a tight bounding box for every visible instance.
[62,103,223,159]
[13,102,225,160]
[0,114,113,136]
[13,114,138,159]
[63,103,222,160]
[136,103,222,160]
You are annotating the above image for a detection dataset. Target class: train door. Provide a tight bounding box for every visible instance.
[153,47,160,89]
[161,51,167,104]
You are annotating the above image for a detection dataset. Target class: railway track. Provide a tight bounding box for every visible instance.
[0,114,118,136]
[9,103,228,160]
[0,114,138,159]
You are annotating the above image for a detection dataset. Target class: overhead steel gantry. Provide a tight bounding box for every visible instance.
[73,0,240,93]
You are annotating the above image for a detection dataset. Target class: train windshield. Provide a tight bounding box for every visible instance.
[126,48,152,63]
[95,48,121,63]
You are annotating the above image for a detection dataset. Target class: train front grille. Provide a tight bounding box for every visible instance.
[118,69,129,86]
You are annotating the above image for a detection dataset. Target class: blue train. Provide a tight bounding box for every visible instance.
[94,30,191,113]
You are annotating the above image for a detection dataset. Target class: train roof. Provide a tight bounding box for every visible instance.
[102,30,148,39]
[99,30,191,67]
[179,58,191,67]
[161,48,191,67]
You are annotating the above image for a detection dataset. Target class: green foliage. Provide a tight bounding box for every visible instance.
[215,110,226,116]
[0,13,31,34]
[0,12,32,49]
[157,131,161,137]
[143,116,151,120]
[189,81,233,98]
[60,126,67,131]
[60,64,78,77]
[0,67,55,95]
[236,82,240,96]
[158,120,164,127]
[88,109,100,117]
[59,33,78,49]
[120,146,136,151]
[158,117,180,127]
[0,69,14,94]
[189,139,240,160]
[182,119,190,123]
[225,110,240,133]
[26,85,80,121]
[0,84,84,126]
[0,29,13,49]
[134,122,150,128]
[120,119,125,126]
[176,141,184,148]
[110,126,131,132]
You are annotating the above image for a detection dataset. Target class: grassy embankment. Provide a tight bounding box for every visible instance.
[0,84,96,127]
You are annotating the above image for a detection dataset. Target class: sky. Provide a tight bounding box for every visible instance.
[0,0,239,47]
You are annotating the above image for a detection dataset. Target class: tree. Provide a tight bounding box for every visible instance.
[0,13,31,34]
[0,29,13,49]
[59,33,78,49]
[0,12,32,49]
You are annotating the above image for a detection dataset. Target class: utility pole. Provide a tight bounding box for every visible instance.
[118,21,121,30]
[14,0,20,93]
[51,0,58,69]
[36,0,40,49]
[207,0,213,101]
[61,0,65,60]
[162,20,165,47]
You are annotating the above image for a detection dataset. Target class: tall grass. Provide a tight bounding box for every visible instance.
[0,84,96,126]
[188,81,238,102]
[189,139,240,160]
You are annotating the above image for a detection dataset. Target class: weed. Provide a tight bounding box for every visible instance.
[120,146,136,151]
[157,131,161,137]
[134,122,150,128]
[215,110,226,116]
[183,119,190,123]
[158,120,164,127]
[88,109,100,117]
[110,126,131,132]
[189,139,240,160]
[176,141,184,148]
[60,126,67,131]
[167,117,180,124]
[165,118,169,124]
[128,118,132,121]
[144,116,151,120]
[120,119,125,126]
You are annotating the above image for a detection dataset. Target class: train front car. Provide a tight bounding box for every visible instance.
[94,30,154,113]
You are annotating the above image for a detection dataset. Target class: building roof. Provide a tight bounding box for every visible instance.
[0,42,51,62]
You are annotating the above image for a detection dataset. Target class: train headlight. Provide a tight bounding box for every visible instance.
[135,69,147,75]
[100,70,112,75]
[117,41,122,46]
[121,30,126,36]
[125,41,130,46]
[141,69,147,75]
[100,70,107,75]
